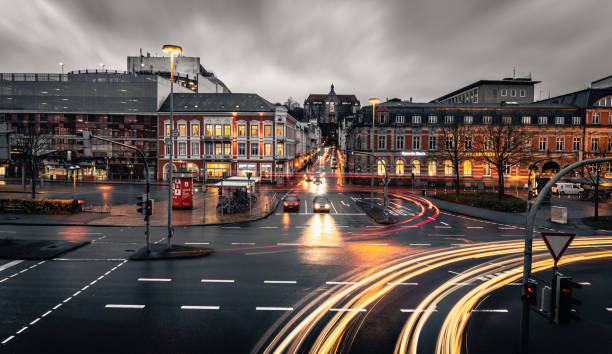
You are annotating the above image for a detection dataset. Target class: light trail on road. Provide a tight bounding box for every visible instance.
[257,237,612,354]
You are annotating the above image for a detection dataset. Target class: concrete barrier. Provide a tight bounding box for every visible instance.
[551,206,567,224]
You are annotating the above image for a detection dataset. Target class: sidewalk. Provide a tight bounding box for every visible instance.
[0,188,280,227]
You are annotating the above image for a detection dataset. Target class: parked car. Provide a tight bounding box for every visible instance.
[283,193,300,211]
[313,196,331,213]
[551,183,584,195]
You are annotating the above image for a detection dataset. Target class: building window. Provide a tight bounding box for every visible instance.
[191,124,200,136]
[165,123,171,136]
[555,137,564,151]
[396,115,405,124]
[395,160,404,174]
[492,88,498,96]
[206,124,213,136]
[572,137,581,151]
[539,137,548,151]
[572,117,581,125]
[504,163,512,176]
[215,125,222,136]
[412,160,420,176]
[377,112,386,124]
[412,115,421,124]
[238,124,246,136]
[179,124,187,136]
[223,124,231,136]
[223,143,231,155]
[329,102,335,113]
[276,143,283,156]
[215,143,222,155]
[485,138,493,151]
[520,89,526,97]
[251,125,258,137]
[444,160,453,176]
[591,137,600,152]
[538,116,548,125]
[463,160,472,176]
[521,116,531,125]
[429,136,437,150]
[501,89,508,97]
[465,136,472,150]
[377,160,386,176]
[251,143,259,156]
[445,136,453,150]
[592,112,600,125]
[555,116,564,125]
[191,142,199,156]
[396,135,404,149]
[378,135,386,150]
[510,89,517,97]
[464,116,473,124]
[205,142,213,155]
[264,143,272,156]
[482,116,492,124]
[238,143,246,156]
[502,116,512,124]
[444,115,454,124]
[412,135,421,150]
[428,115,437,124]
[483,163,491,176]
[428,160,437,176]
[206,163,230,178]
[264,125,272,137]
[165,143,172,156]
[178,142,187,156]
[277,124,283,137]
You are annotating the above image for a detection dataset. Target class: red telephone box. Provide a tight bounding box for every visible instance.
[172,172,194,209]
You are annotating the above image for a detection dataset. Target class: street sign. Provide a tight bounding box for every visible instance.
[541,232,575,263]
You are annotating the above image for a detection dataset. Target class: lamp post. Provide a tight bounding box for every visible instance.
[368,98,380,208]
[162,44,183,248]
[59,62,64,74]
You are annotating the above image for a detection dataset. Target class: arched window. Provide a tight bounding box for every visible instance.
[377,160,386,175]
[428,160,437,176]
[444,160,453,176]
[412,160,420,176]
[395,159,404,175]
[595,95,612,107]
[463,160,472,176]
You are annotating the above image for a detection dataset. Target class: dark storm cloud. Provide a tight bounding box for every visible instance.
[0,0,610,104]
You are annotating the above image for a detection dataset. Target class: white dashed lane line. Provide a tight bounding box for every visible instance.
[181,306,220,310]
[329,308,366,312]
[105,304,145,309]
[472,309,509,313]
[201,279,235,283]
[0,260,23,273]
[401,309,437,313]
[264,280,297,284]
[326,281,358,285]
[388,282,418,286]
[138,278,172,282]
[256,307,293,311]
[0,261,45,284]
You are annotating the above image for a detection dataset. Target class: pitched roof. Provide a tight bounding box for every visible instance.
[159,93,276,112]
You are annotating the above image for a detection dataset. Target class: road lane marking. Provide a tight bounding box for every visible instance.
[448,270,463,275]
[138,278,172,282]
[201,279,234,283]
[472,309,509,313]
[181,306,220,310]
[507,283,522,286]
[29,318,40,325]
[277,243,300,246]
[409,243,431,246]
[366,226,379,228]
[499,227,516,230]
[330,201,339,214]
[606,308,612,311]
[53,303,62,310]
[435,226,452,229]
[578,282,591,286]
[63,297,73,303]
[2,336,14,344]
[341,200,350,207]
[105,304,145,309]
[388,282,418,286]
[16,327,27,334]
[0,230,16,233]
[326,281,358,285]
[329,308,366,312]
[264,280,297,284]
[256,307,293,311]
[72,291,81,297]
[450,282,473,286]
[221,227,241,229]
[467,226,483,229]
[185,242,210,245]
[401,309,437,313]
[0,260,23,273]
[0,278,8,283]
[232,242,255,245]
[304,201,308,213]
[41,310,52,318]
[337,225,349,228]
[440,221,449,226]
[259,227,278,229]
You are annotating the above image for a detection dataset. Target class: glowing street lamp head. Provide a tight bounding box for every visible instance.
[369,98,380,105]
[162,44,183,56]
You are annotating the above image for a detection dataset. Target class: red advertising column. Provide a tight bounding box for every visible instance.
[172,172,194,209]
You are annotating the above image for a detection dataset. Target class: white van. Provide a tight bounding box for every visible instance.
[551,183,583,195]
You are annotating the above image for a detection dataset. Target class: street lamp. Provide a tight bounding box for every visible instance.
[162,44,183,248]
[368,98,380,208]
[59,62,64,74]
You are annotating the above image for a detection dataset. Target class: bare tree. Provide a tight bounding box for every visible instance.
[436,122,471,196]
[583,136,612,219]
[14,125,50,199]
[473,120,534,199]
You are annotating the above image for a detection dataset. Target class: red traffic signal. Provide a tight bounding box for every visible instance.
[522,280,537,306]
[556,276,581,324]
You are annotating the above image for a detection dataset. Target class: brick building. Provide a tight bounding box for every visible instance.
[304,84,359,146]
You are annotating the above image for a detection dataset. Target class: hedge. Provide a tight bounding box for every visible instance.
[0,199,83,214]
[433,192,526,213]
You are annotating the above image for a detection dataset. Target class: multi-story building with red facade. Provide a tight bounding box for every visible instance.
[157,93,311,182]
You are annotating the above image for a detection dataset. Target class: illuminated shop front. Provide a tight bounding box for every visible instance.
[206,163,230,178]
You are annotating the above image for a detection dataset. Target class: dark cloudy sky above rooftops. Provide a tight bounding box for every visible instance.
[1,0,611,104]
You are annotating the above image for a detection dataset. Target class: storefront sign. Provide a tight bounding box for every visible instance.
[401,151,427,156]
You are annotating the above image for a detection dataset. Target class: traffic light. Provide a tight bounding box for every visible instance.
[556,276,582,324]
[522,280,537,306]
[137,195,146,214]
[145,199,153,216]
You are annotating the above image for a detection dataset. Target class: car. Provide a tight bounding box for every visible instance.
[283,193,300,211]
[551,182,583,195]
[313,176,322,185]
[304,173,313,182]
[313,196,331,213]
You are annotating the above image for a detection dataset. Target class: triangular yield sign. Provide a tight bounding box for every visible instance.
[541,232,575,263]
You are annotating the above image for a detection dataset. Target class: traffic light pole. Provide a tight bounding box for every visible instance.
[520,156,612,354]
[87,134,151,253]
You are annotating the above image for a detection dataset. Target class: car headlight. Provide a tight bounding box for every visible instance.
[325,204,330,208]
[315,204,320,209]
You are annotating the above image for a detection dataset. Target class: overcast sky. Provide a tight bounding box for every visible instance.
[1,0,611,105]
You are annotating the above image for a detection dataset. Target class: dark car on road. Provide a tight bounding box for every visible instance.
[313,196,331,213]
[283,193,300,211]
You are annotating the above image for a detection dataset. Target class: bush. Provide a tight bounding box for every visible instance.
[0,199,83,214]
[432,192,526,213]
[582,216,612,230]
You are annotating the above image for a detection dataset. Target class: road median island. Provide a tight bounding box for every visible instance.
[352,196,397,224]
[0,239,89,260]
[432,192,526,213]
[582,215,612,230]
[0,198,83,214]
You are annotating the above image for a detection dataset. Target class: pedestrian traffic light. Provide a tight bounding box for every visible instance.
[523,280,537,306]
[137,195,146,214]
[556,275,582,324]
